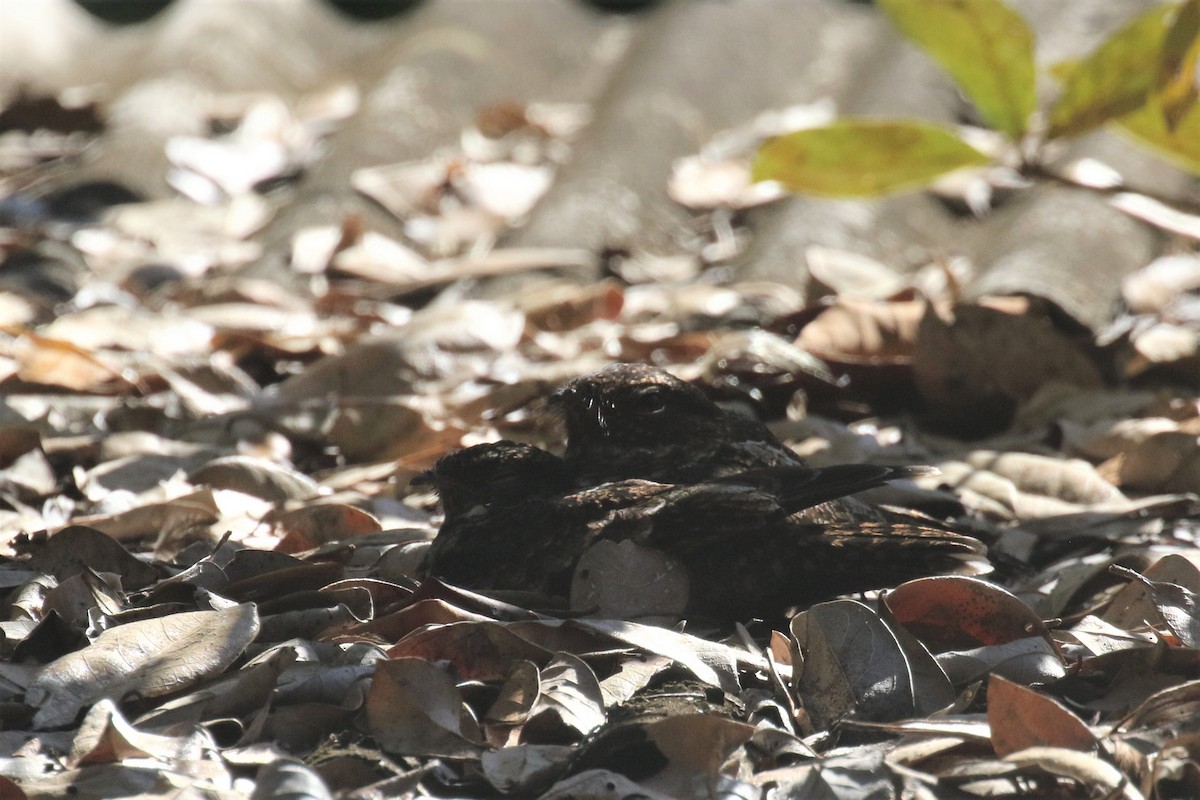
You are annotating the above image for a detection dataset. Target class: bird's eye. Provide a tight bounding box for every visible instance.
[635,388,666,414]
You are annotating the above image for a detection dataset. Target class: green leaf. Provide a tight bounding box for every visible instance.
[752,119,990,197]
[1157,0,1200,129]
[877,0,1036,140]
[1118,91,1200,175]
[1047,4,1177,139]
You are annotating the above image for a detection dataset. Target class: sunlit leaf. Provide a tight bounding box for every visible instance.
[1157,0,1200,128]
[878,0,1035,139]
[27,605,260,729]
[752,120,989,197]
[1047,4,1176,139]
[1118,91,1200,175]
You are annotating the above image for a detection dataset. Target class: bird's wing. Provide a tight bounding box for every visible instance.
[717,463,938,516]
[620,481,789,553]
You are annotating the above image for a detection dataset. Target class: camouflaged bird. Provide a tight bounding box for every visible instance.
[416,441,988,622]
[550,363,939,527]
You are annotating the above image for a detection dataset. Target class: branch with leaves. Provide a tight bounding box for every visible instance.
[753,0,1200,201]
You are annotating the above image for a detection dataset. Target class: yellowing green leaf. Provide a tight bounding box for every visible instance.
[1047,4,1176,139]
[1158,0,1200,129]
[1119,92,1200,175]
[878,0,1035,140]
[752,120,990,197]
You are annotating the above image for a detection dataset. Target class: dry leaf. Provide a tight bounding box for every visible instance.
[28,604,260,728]
[913,298,1103,433]
[365,657,482,758]
[988,675,1097,756]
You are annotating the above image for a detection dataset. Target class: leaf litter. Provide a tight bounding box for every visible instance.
[0,78,1199,800]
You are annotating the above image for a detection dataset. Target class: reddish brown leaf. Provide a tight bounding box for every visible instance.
[272,503,382,553]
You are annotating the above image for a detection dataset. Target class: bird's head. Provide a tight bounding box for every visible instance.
[549,364,726,458]
[413,441,573,518]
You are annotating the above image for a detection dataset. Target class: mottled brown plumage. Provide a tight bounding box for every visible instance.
[551,363,926,526]
[418,442,988,622]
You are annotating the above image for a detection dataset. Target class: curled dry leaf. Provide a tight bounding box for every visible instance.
[485,660,540,734]
[1105,556,1200,648]
[331,231,427,284]
[1118,677,1200,738]
[522,653,606,742]
[1126,322,1200,379]
[28,603,260,728]
[351,160,451,220]
[39,307,214,358]
[456,161,553,219]
[887,576,1054,650]
[965,451,1125,506]
[597,654,675,708]
[933,450,1126,520]
[569,619,742,694]
[1003,747,1144,800]
[67,698,217,767]
[519,279,624,333]
[73,487,222,545]
[11,334,133,394]
[1061,416,1180,462]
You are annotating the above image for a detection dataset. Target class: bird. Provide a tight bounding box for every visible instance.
[415,441,989,623]
[549,362,940,526]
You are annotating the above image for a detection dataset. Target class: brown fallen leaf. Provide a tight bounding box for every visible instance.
[913,297,1103,434]
[1108,561,1200,648]
[67,699,217,767]
[886,577,1065,685]
[988,675,1097,756]
[386,621,552,683]
[365,657,483,758]
[20,525,158,589]
[520,653,606,743]
[27,604,260,728]
[1104,420,1200,494]
[481,743,574,796]
[189,455,320,503]
[271,503,382,554]
[572,714,756,799]
[795,297,927,365]
[11,333,134,394]
[792,599,925,730]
